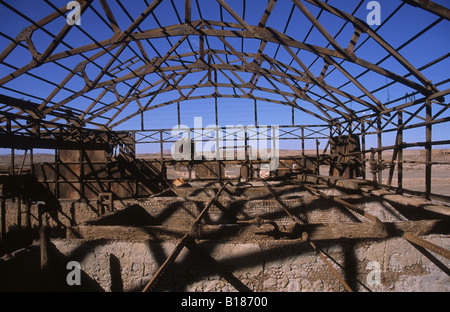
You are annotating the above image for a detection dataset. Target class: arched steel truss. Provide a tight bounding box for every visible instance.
[0,0,449,293]
[0,0,448,130]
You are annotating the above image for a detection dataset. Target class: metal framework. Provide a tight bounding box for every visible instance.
[0,0,449,292]
[0,0,448,185]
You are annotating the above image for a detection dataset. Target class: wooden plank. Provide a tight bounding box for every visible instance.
[67,219,449,242]
[401,0,450,21]
[292,0,353,60]
[304,0,437,94]
[99,0,121,33]
[301,173,450,216]
[0,133,109,150]
[185,0,191,23]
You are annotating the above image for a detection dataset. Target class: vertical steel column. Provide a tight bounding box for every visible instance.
[16,196,21,231]
[361,117,366,179]
[39,213,49,271]
[291,106,295,126]
[254,98,258,126]
[10,148,14,176]
[316,139,320,175]
[397,110,403,193]
[215,96,218,126]
[160,130,164,181]
[7,118,14,176]
[30,148,34,175]
[79,149,84,199]
[425,99,432,199]
[216,126,221,183]
[55,148,60,198]
[185,0,191,23]
[301,127,306,170]
[25,198,31,244]
[377,116,382,184]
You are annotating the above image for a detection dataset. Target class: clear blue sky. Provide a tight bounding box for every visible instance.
[0,0,448,154]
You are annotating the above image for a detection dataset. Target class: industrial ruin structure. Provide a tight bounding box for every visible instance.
[0,0,449,292]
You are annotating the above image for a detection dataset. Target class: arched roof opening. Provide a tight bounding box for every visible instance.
[0,0,448,132]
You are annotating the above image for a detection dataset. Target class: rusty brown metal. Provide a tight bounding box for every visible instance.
[260,178,355,292]
[302,232,353,292]
[142,181,231,292]
[142,233,191,292]
[401,232,450,260]
[0,0,449,292]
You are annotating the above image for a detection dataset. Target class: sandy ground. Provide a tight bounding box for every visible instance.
[1,149,449,196]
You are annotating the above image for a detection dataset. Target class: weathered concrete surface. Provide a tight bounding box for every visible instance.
[1,180,449,292]
[48,235,450,292]
[1,234,448,292]
[2,181,447,237]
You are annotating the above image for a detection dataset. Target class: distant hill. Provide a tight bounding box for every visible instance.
[1,149,448,169]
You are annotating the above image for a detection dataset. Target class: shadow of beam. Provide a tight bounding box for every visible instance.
[184,239,252,292]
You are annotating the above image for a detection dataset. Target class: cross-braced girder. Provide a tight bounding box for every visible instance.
[0,0,448,132]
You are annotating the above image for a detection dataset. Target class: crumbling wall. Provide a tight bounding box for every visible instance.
[54,235,450,292]
[1,182,448,292]
[1,235,448,292]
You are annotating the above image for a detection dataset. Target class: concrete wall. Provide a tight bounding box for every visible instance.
[1,183,448,291]
[1,235,448,292]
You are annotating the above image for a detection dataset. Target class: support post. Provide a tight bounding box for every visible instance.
[79,148,84,199]
[291,106,295,126]
[18,149,27,175]
[55,149,59,199]
[16,196,21,232]
[301,127,306,170]
[216,126,221,183]
[398,110,403,193]
[10,147,14,176]
[316,139,320,175]
[40,212,49,271]
[30,148,34,175]
[25,199,31,245]
[160,130,165,181]
[215,97,218,126]
[7,118,14,176]
[387,135,400,187]
[377,116,383,184]
[185,0,191,23]
[425,99,432,199]
[361,117,366,179]
[254,99,258,127]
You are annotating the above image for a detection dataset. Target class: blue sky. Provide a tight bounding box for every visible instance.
[0,0,448,154]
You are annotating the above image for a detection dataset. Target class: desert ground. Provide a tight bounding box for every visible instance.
[1,149,449,196]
